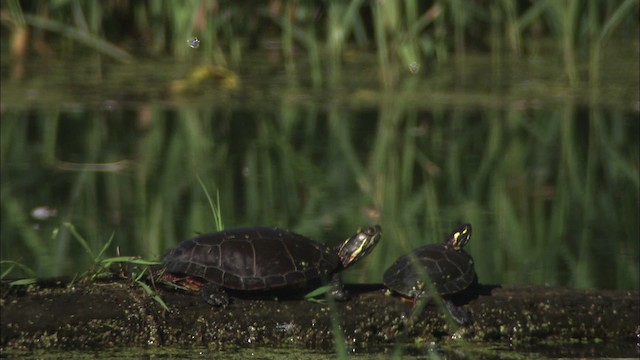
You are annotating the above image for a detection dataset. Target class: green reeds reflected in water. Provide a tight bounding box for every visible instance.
[0,103,637,291]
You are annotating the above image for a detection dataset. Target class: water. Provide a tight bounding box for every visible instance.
[1,45,638,357]
[2,341,637,358]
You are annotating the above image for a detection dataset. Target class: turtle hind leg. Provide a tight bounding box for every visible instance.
[444,299,472,325]
[200,283,230,307]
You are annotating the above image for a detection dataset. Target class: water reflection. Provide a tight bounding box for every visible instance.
[0,51,637,295]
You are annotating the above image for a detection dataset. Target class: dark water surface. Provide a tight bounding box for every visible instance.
[2,341,638,359]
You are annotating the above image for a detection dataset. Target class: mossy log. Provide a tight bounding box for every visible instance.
[1,278,638,353]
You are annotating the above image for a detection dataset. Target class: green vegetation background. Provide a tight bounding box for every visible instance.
[0,1,638,290]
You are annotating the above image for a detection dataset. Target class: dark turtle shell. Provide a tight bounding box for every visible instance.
[162,227,367,291]
[383,224,475,298]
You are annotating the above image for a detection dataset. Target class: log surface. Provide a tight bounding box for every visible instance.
[1,278,638,353]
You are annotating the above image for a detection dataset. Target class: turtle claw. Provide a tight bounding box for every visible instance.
[200,283,230,307]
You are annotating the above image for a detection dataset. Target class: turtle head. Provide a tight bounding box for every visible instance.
[336,225,382,268]
[447,223,472,250]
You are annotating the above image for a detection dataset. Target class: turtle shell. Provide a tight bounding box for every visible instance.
[383,224,476,297]
[162,227,341,291]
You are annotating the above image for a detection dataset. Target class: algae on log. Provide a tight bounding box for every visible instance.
[0,279,638,351]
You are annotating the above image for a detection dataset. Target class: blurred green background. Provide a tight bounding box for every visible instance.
[1,0,638,291]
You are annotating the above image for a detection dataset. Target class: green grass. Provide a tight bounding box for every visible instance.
[1,1,637,83]
[196,175,224,231]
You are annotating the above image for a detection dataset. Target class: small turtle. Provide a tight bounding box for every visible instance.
[383,224,476,325]
[161,225,382,306]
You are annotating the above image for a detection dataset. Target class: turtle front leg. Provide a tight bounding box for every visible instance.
[443,299,472,325]
[200,283,230,307]
[329,274,350,301]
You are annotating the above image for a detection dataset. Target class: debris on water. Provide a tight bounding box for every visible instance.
[55,160,130,172]
[31,206,58,220]
[188,37,200,48]
[166,65,239,95]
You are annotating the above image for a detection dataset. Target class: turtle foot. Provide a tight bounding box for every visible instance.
[444,300,472,325]
[200,283,230,307]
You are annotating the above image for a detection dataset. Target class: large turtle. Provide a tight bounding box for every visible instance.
[161,225,382,306]
[383,223,476,325]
